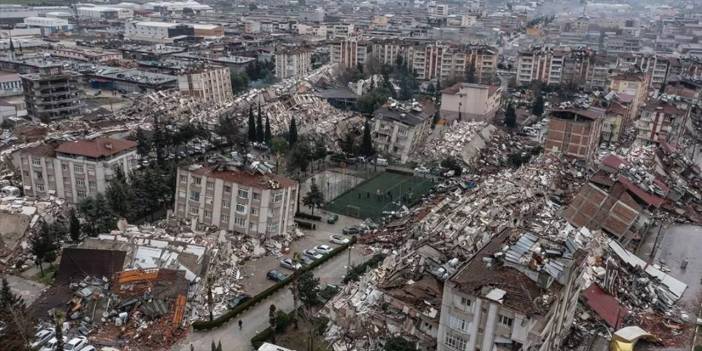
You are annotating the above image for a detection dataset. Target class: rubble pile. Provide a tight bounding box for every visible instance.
[419,121,492,163]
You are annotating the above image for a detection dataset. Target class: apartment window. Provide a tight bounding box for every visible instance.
[236,204,247,214]
[87,165,96,176]
[222,200,230,208]
[193,177,201,185]
[77,190,86,198]
[88,181,96,189]
[234,217,246,226]
[498,315,513,328]
[204,210,212,218]
[32,159,41,166]
[190,191,200,202]
[180,175,188,182]
[61,163,68,171]
[179,190,186,198]
[252,192,260,200]
[445,332,467,351]
[34,171,43,179]
[238,189,249,199]
[190,206,198,215]
[36,183,45,192]
[74,165,84,173]
[206,181,214,190]
[251,207,258,215]
[267,222,278,233]
[448,315,469,332]
[76,179,85,187]
[461,297,472,308]
[221,214,229,223]
[224,185,232,193]
[273,193,283,203]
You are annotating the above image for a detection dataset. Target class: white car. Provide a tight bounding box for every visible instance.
[279,258,302,271]
[40,336,67,351]
[314,244,333,254]
[64,336,87,351]
[329,234,350,245]
[79,345,96,351]
[303,249,323,260]
[31,329,54,349]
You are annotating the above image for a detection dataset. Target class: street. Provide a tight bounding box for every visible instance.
[176,244,370,351]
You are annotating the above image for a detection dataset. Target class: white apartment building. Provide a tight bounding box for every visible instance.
[125,21,180,43]
[440,83,502,122]
[372,101,435,163]
[77,6,134,20]
[330,39,369,68]
[23,16,72,34]
[274,48,312,80]
[517,47,566,86]
[13,138,138,203]
[437,231,586,351]
[177,66,233,107]
[173,164,298,238]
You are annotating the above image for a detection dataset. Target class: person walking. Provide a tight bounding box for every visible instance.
[238,319,243,330]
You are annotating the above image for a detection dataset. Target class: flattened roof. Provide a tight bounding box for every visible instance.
[55,137,137,158]
[186,165,297,189]
[583,284,629,328]
[21,143,56,158]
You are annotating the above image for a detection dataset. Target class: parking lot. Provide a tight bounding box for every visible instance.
[236,211,365,295]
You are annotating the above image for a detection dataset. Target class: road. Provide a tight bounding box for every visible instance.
[176,244,369,351]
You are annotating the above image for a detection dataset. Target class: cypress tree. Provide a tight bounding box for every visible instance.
[247,105,256,143]
[256,104,264,143]
[288,117,298,146]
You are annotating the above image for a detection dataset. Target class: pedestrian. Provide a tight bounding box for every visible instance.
[238,319,243,330]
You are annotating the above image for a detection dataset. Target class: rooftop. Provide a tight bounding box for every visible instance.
[184,164,297,190]
[374,100,436,127]
[55,137,137,158]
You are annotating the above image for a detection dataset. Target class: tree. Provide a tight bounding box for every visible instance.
[135,127,151,158]
[465,60,477,83]
[256,104,264,143]
[288,117,298,146]
[297,271,320,309]
[532,89,545,116]
[360,120,375,157]
[230,71,250,94]
[287,142,311,174]
[431,111,440,130]
[217,115,244,150]
[69,209,80,242]
[30,222,59,275]
[264,115,272,145]
[302,180,324,214]
[339,132,356,155]
[271,137,289,173]
[210,341,216,351]
[1,278,32,351]
[151,117,167,165]
[269,304,278,343]
[217,341,222,351]
[105,167,134,219]
[248,105,256,143]
[505,103,517,128]
[78,193,116,237]
[54,312,64,351]
[384,336,415,351]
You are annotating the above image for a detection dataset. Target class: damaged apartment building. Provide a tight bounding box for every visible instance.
[173,161,298,237]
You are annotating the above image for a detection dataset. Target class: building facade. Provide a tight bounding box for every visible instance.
[177,66,233,107]
[173,164,298,238]
[21,69,83,122]
[544,108,604,162]
[13,138,138,203]
[274,48,312,80]
[372,101,435,163]
[636,101,689,144]
[440,83,502,122]
[329,39,369,68]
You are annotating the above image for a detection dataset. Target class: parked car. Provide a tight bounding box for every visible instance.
[299,255,315,266]
[326,214,339,224]
[39,336,67,351]
[329,234,350,245]
[315,244,333,254]
[226,294,251,309]
[342,226,362,235]
[266,270,288,282]
[31,330,54,349]
[374,158,388,166]
[64,336,88,351]
[280,258,302,270]
[303,249,323,260]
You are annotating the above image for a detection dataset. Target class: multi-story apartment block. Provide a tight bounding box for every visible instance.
[437,230,586,351]
[440,83,502,122]
[544,108,605,162]
[13,138,138,203]
[372,101,435,163]
[274,47,312,80]
[124,21,223,43]
[173,164,298,238]
[21,69,83,122]
[177,66,233,107]
[635,101,690,144]
[609,69,650,123]
[329,39,370,68]
[517,47,567,86]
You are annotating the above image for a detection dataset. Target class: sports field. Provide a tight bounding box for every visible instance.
[325,172,434,219]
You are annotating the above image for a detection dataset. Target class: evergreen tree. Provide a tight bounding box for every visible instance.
[54,313,64,351]
[135,127,151,158]
[30,222,59,275]
[360,120,374,157]
[256,104,264,143]
[152,117,167,164]
[302,180,324,214]
[465,60,477,83]
[264,116,272,146]
[435,79,442,104]
[211,341,216,351]
[288,117,298,146]
[217,341,223,351]
[532,91,545,116]
[339,132,355,155]
[247,105,256,143]
[505,103,517,128]
[1,278,32,351]
[384,336,415,351]
[78,193,116,237]
[296,271,320,308]
[105,167,134,219]
[287,142,311,174]
[69,209,80,242]
[269,304,278,343]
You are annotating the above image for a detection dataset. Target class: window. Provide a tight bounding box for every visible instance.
[224,185,232,193]
[448,315,469,332]
[32,159,41,166]
[206,181,214,190]
[236,204,247,214]
[461,297,472,308]
[445,332,467,351]
[498,315,513,328]
[180,175,188,182]
[273,193,283,203]
[61,163,68,171]
[88,181,97,189]
[234,217,246,226]
[36,183,45,192]
[179,190,186,198]
[76,179,85,187]
[251,207,258,215]
[193,177,201,185]
[238,189,249,199]
[204,210,211,218]
[74,165,84,173]
[221,214,229,223]
[77,190,86,198]
[252,192,260,200]
[190,191,200,202]
[87,165,95,176]
[34,171,43,179]
[222,200,231,208]
[190,206,198,215]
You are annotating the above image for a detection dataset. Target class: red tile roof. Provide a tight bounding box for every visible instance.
[21,143,57,158]
[56,138,137,158]
[617,176,665,208]
[600,154,626,170]
[583,284,629,328]
[187,165,297,190]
